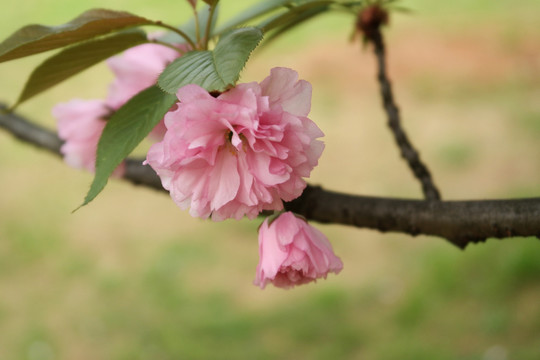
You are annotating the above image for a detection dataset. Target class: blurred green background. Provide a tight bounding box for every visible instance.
[1,1,540,359]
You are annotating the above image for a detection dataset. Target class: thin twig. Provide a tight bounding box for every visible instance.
[359,5,441,201]
[371,30,441,201]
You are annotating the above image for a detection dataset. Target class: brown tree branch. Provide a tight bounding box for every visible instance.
[359,6,441,201]
[285,186,540,249]
[0,106,62,156]
[372,31,441,201]
[1,104,539,249]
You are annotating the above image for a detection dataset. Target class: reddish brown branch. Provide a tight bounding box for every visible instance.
[359,6,441,201]
[1,104,539,249]
[285,186,540,249]
[0,106,62,156]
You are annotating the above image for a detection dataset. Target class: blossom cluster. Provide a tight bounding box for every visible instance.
[54,43,342,289]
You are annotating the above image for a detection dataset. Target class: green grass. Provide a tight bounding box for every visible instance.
[2,218,538,358]
[435,141,476,169]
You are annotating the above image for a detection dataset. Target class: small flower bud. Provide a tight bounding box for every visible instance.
[356,5,389,42]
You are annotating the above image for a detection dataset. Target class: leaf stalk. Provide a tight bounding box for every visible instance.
[152,21,197,49]
[203,3,218,50]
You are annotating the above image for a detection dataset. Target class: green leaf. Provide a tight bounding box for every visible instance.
[263,3,332,44]
[215,0,290,34]
[0,9,152,63]
[259,1,334,32]
[217,0,346,34]
[80,86,176,208]
[158,27,263,94]
[13,30,148,108]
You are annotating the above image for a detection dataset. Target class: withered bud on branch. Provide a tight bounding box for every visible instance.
[356,5,389,42]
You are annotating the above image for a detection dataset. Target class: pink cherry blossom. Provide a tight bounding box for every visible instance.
[254,212,343,289]
[106,42,188,140]
[145,67,325,220]
[53,99,124,176]
[54,42,186,173]
[106,43,186,109]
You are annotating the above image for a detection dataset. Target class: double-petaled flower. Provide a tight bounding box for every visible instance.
[145,67,324,221]
[254,212,343,289]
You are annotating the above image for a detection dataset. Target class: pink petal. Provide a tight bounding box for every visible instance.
[260,67,312,117]
[176,84,214,103]
[254,212,343,289]
[208,150,241,210]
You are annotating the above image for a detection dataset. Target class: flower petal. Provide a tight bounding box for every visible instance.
[260,67,312,117]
